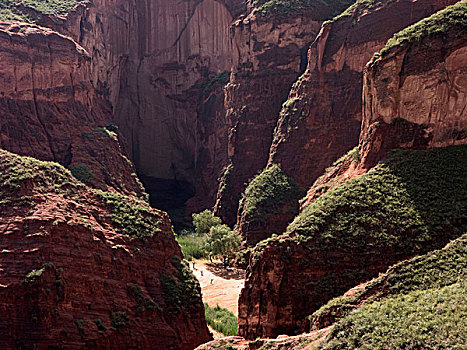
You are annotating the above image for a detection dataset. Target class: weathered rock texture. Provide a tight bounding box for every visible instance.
[60,0,243,216]
[268,0,458,189]
[213,5,344,226]
[0,149,211,349]
[0,22,144,197]
[238,3,467,339]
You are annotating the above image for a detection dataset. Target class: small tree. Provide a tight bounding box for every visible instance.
[204,224,241,266]
[192,209,222,235]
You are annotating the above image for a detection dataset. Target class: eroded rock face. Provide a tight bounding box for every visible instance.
[237,3,467,338]
[62,0,240,215]
[0,150,211,349]
[361,28,467,158]
[0,22,144,197]
[213,9,334,226]
[268,0,458,189]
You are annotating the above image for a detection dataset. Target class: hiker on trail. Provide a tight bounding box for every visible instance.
[201,271,203,276]
[210,279,213,284]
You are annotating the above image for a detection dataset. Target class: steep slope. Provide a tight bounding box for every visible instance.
[238,144,467,339]
[0,149,211,349]
[213,0,355,226]
[0,21,145,198]
[57,0,241,220]
[198,234,467,349]
[232,0,459,241]
[311,233,467,329]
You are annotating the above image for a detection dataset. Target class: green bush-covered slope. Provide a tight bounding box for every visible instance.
[287,146,467,255]
[0,0,80,22]
[312,233,467,325]
[381,1,467,54]
[241,164,305,224]
[321,282,466,349]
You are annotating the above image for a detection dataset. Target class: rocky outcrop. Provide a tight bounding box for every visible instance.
[0,22,144,198]
[213,1,354,226]
[268,0,458,190]
[238,144,467,339]
[0,149,211,349]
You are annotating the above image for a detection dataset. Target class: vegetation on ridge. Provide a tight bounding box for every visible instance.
[287,146,467,255]
[311,233,467,325]
[240,164,305,224]
[320,282,467,349]
[381,1,467,55]
[251,0,355,18]
[0,0,81,22]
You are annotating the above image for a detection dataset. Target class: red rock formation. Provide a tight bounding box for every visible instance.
[238,3,467,339]
[60,0,241,215]
[213,5,344,226]
[0,149,211,349]
[268,0,458,189]
[0,22,144,198]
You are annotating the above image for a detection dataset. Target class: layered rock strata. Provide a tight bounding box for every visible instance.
[0,149,211,349]
[0,22,144,197]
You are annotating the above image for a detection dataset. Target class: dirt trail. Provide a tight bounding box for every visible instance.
[191,260,245,316]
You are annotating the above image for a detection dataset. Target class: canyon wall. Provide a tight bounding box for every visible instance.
[0,22,143,197]
[213,1,355,226]
[235,0,459,245]
[60,0,241,218]
[238,1,467,339]
[0,150,211,349]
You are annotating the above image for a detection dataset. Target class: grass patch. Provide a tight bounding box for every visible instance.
[311,233,467,325]
[320,283,467,349]
[381,1,467,55]
[96,190,162,239]
[176,234,208,261]
[251,0,355,18]
[241,164,305,224]
[204,303,238,336]
[287,145,467,254]
[0,0,80,22]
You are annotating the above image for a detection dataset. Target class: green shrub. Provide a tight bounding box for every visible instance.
[69,164,93,184]
[320,283,467,349]
[382,1,467,54]
[110,311,129,330]
[127,283,161,312]
[192,209,222,235]
[287,146,467,254]
[241,164,305,223]
[96,190,161,239]
[22,262,55,283]
[204,303,238,336]
[176,234,208,261]
[204,225,241,265]
[160,256,202,312]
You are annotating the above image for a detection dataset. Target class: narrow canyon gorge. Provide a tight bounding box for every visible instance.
[0,0,466,349]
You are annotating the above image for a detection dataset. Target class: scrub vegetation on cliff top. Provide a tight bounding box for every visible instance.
[381,1,467,55]
[0,0,80,22]
[311,233,467,326]
[240,164,305,224]
[204,303,238,336]
[321,282,466,349]
[252,0,355,18]
[287,145,467,254]
[0,149,163,240]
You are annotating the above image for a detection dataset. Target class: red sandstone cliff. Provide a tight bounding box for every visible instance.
[237,2,467,340]
[0,22,144,198]
[212,2,354,226]
[0,149,211,349]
